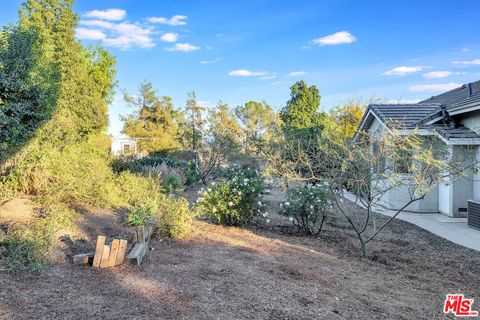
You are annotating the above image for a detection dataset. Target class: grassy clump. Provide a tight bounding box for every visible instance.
[0,205,76,272]
[126,201,157,227]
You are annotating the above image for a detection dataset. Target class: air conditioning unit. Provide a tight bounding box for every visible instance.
[467,200,480,230]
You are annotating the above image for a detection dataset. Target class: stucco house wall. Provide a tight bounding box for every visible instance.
[111,134,137,156]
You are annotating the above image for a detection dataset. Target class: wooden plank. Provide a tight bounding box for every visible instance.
[107,239,120,268]
[137,226,145,243]
[145,226,154,242]
[131,229,138,243]
[99,245,111,268]
[126,242,147,265]
[115,239,128,266]
[92,236,106,268]
[73,252,94,265]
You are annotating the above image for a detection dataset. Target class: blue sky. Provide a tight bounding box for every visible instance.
[2,0,480,135]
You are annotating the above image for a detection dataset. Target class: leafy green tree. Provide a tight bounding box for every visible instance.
[235,101,279,154]
[195,103,242,183]
[123,82,184,153]
[209,102,242,143]
[18,0,116,144]
[0,0,116,166]
[325,102,367,141]
[0,25,57,164]
[280,80,325,130]
[183,91,206,154]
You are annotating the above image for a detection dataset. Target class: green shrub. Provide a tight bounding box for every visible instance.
[126,201,157,227]
[164,174,182,194]
[102,171,161,207]
[156,195,195,238]
[185,161,200,185]
[279,183,333,237]
[1,142,114,206]
[196,167,266,226]
[0,205,76,272]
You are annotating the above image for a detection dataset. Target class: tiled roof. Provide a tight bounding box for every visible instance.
[420,80,480,110]
[429,124,480,139]
[369,104,441,129]
[356,80,480,141]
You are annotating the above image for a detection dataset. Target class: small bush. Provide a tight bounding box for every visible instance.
[185,161,200,186]
[279,183,333,237]
[196,167,266,226]
[126,201,156,227]
[141,163,186,191]
[156,195,195,238]
[103,171,161,207]
[164,174,182,194]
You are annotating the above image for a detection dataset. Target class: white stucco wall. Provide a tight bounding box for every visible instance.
[366,117,383,137]
[459,110,480,134]
[366,118,440,213]
[459,110,480,202]
[364,107,480,217]
[451,145,474,217]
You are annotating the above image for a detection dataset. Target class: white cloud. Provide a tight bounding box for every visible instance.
[228,69,268,77]
[462,48,469,53]
[79,20,154,49]
[423,71,453,79]
[387,99,421,104]
[166,43,200,52]
[147,15,187,26]
[200,58,220,64]
[287,71,306,77]
[423,71,466,79]
[452,59,480,65]
[160,32,178,42]
[312,31,356,46]
[75,28,106,40]
[260,75,276,80]
[409,82,461,93]
[84,9,126,21]
[383,66,424,76]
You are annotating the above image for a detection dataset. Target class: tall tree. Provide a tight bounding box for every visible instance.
[280,80,324,130]
[0,0,115,166]
[123,82,184,153]
[196,103,243,183]
[208,102,242,142]
[235,101,279,155]
[183,91,205,153]
[18,0,116,144]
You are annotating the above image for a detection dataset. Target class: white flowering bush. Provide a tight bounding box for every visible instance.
[196,167,266,226]
[280,183,333,237]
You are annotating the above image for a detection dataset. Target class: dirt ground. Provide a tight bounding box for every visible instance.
[0,186,479,320]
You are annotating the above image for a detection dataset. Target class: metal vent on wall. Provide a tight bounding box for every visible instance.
[467,200,480,230]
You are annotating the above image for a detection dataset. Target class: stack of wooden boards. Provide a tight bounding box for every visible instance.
[92,236,128,268]
[73,236,127,268]
[126,225,154,265]
[73,225,155,267]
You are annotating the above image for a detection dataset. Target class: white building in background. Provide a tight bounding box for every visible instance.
[111,134,137,156]
[355,80,480,219]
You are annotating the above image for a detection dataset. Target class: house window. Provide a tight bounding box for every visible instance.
[372,142,386,173]
[394,145,412,174]
[123,143,131,154]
